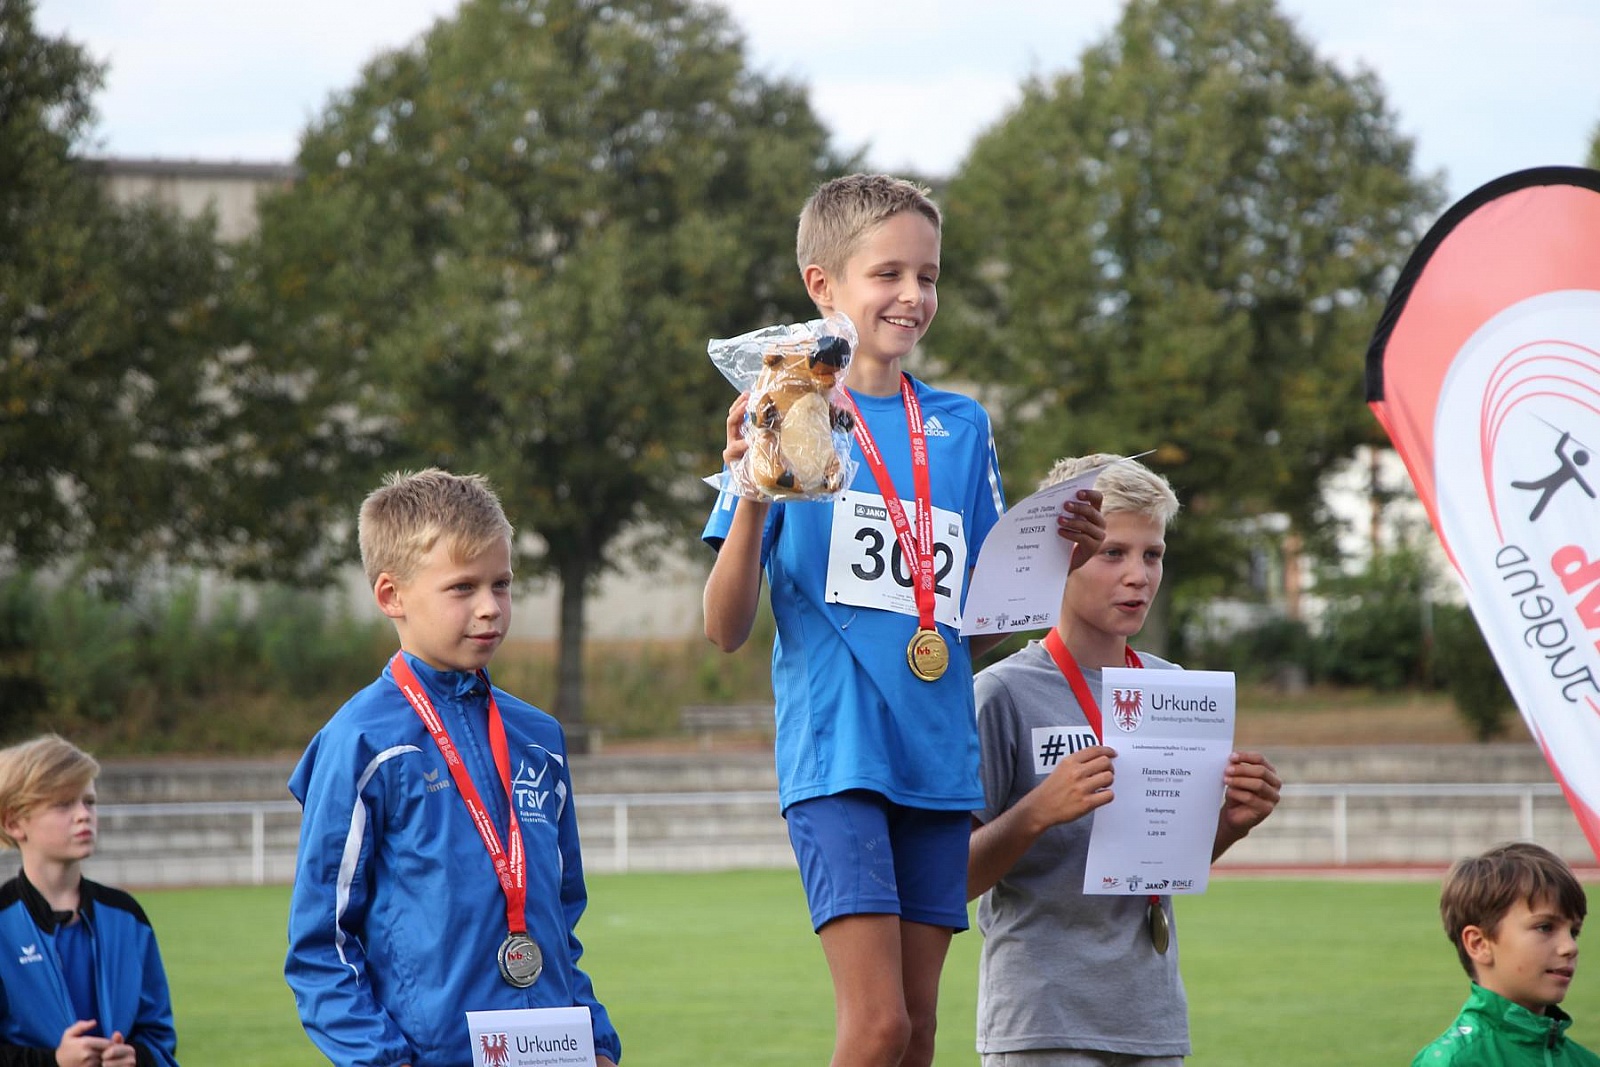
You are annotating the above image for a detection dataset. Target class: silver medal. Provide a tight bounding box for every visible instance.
[498,932,543,987]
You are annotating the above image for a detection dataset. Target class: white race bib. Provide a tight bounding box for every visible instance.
[824,489,968,627]
[1030,726,1101,777]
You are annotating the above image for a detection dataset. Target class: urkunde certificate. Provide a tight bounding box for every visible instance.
[1082,668,1236,896]
[467,1007,596,1067]
[959,466,1103,635]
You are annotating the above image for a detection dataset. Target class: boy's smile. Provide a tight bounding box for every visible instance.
[805,210,940,392]
[377,538,513,674]
[1471,896,1582,1013]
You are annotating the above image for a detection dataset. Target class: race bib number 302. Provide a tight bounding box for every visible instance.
[824,489,968,627]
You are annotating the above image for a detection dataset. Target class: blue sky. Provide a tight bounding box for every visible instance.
[34,0,1600,204]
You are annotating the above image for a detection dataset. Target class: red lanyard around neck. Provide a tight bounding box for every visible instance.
[1042,628,1143,742]
[390,652,527,937]
[837,375,936,631]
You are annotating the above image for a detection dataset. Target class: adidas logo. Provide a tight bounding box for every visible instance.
[923,415,950,437]
[18,943,43,965]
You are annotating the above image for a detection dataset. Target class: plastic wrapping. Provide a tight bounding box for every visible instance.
[705,316,859,501]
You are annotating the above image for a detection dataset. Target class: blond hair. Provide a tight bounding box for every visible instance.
[358,468,515,587]
[796,173,942,276]
[0,734,99,851]
[1041,454,1180,528]
[1440,841,1588,979]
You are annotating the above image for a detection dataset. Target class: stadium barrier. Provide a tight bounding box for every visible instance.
[0,783,1589,888]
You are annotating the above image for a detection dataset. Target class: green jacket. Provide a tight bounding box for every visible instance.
[1413,985,1600,1067]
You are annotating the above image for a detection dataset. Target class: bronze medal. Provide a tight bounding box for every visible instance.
[1147,899,1171,954]
[907,628,949,681]
[498,932,543,987]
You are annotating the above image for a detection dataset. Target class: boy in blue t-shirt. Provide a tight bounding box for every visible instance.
[702,173,1106,1067]
[0,734,179,1067]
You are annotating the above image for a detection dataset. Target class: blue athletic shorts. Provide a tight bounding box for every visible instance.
[784,789,970,932]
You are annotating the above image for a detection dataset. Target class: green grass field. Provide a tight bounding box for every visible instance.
[144,871,1600,1065]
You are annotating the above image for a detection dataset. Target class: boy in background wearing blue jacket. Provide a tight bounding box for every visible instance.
[1413,842,1598,1066]
[286,469,619,1067]
[0,733,179,1067]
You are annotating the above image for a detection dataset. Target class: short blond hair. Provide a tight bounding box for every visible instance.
[0,734,99,851]
[358,468,515,587]
[796,173,942,276]
[1041,454,1179,528]
[1440,842,1588,980]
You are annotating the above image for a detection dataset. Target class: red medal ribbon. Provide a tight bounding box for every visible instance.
[839,374,937,632]
[1041,629,1158,911]
[1042,628,1142,740]
[390,652,527,938]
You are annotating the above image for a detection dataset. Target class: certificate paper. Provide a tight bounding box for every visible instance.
[467,1007,596,1067]
[959,467,1103,635]
[1082,668,1236,896]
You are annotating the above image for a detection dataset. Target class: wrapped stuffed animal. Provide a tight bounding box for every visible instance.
[745,333,854,496]
[706,317,858,501]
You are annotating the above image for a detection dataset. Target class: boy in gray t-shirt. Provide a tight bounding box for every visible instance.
[968,454,1283,1066]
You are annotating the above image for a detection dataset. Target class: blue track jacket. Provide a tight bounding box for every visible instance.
[286,654,620,1066]
[0,874,179,1066]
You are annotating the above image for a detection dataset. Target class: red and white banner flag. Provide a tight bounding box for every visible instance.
[1367,166,1600,861]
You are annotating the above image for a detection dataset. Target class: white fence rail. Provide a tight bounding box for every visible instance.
[0,783,1586,888]
[1274,782,1571,867]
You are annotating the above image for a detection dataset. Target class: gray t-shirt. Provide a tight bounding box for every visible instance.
[974,639,1190,1057]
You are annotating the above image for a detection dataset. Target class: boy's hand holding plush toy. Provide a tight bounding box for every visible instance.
[707,316,858,501]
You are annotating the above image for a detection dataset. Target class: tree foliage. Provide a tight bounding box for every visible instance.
[1432,602,1516,742]
[936,0,1443,599]
[1312,545,1436,690]
[0,1,242,575]
[246,0,847,720]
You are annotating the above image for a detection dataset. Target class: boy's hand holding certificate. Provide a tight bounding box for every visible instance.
[960,467,1103,635]
[1082,668,1237,896]
[961,452,1148,636]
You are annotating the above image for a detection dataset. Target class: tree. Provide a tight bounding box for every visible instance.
[247,0,846,726]
[0,1,239,575]
[1432,602,1516,742]
[1312,544,1436,690]
[936,0,1443,605]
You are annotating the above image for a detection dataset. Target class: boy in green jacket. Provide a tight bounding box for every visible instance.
[1414,841,1598,1065]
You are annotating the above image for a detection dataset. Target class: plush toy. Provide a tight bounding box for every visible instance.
[744,333,854,497]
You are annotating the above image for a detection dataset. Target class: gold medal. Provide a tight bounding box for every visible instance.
[907,628,949,682]
[1147,899,1170,954]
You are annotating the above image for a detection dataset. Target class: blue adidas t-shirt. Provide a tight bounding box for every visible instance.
[705,374,1006,811]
